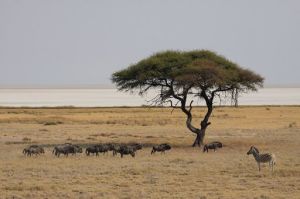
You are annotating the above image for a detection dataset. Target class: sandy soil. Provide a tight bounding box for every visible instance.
[0,106,299,199]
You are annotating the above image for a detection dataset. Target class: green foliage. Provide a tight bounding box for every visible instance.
[112,50,263,95]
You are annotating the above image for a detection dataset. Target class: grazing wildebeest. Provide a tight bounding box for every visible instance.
[85,145,100,156]
[53,145,76,157]
[26,147,42,156]
[52,143,72,153]
[112,143,142,157]
[203,141,223,153]
[23,145,45,156]
[247,146,276,172]
[118,145,136,158]
[52,143,82,156]
[151,143,171,154]
[96,144,111,155]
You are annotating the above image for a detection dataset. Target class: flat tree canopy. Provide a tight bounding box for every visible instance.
[112,50,264,146]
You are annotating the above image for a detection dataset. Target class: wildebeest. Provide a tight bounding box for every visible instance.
[53,144,77,157]
[118,145,136,158]
[85,143,119,156]
[151,143,171,154]
[96,144,111,154]
[52,143,82,157]
[112,143,142,157]
[86,145,100,156]
[23,145,45,156]
[203,141,223,153]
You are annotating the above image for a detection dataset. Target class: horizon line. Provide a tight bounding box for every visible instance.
[0,83,300,89]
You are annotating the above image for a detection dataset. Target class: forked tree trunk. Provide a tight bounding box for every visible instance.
[175,88,214,147]
[189,101,213,147]
[185,109,212,147]
[192,127,207,147]
[192,132,201,147]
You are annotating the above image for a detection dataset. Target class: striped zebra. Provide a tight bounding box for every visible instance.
[247,146,276,172]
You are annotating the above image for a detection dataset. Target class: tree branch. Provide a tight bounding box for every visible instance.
[200,90,213,128]
[211,86,234,99]
[166,100,180,114]
[188,100,194,113]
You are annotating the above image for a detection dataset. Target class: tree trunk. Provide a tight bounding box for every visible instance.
[192,126,208,147]
[191,96,213,147]
[192,132,201,147]
[183,100,213,147]
[176,89,214,147]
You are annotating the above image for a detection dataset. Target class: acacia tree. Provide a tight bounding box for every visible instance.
[112,50,263,147]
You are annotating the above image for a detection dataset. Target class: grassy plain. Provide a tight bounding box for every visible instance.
[0,106,299,199]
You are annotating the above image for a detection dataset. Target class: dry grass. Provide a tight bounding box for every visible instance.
[0,106,299,198]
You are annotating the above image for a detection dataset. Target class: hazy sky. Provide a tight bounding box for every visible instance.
[1,0,299,87]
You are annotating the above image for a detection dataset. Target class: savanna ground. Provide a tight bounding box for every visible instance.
[0,106,299,199]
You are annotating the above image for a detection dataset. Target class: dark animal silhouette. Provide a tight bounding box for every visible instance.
[118,145,136,158]
[112,143,142,157]
[203,141,223,153]
[53,145,76,157]
[95,144,111,154]
[23,145,45,156]
[85,144,112,156]
[151,144,171,154]
[85,145,100,156]
[52,143,82,157]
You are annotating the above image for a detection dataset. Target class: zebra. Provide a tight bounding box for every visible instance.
[247,146,276,172]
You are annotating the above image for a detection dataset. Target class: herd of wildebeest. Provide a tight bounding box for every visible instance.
[22,141,223,158]
[22,141,277,172]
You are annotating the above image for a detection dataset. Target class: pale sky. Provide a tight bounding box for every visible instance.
[0,0,299,87]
